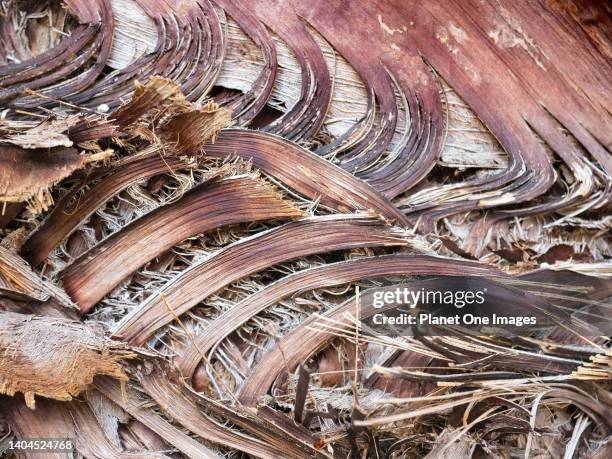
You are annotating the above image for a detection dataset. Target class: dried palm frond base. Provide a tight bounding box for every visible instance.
[0,0,611,457]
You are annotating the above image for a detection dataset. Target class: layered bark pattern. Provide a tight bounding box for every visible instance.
[0,0,610,457]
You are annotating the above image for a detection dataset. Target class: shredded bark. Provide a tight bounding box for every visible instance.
[0,144,111,212]
[0,246,75,310]
[0,0,610,457]
[0,311,134,408]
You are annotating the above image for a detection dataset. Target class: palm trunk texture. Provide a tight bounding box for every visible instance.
[0,0,611,457]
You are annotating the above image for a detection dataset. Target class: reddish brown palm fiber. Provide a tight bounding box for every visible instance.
[238,255,501,405]
[113,216,410,345]
[204,129,411,225]
[61,176,302,313]
[21,154,190,267]
[177,253,497,378]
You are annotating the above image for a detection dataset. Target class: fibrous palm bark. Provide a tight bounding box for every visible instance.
[0,0,610,457]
